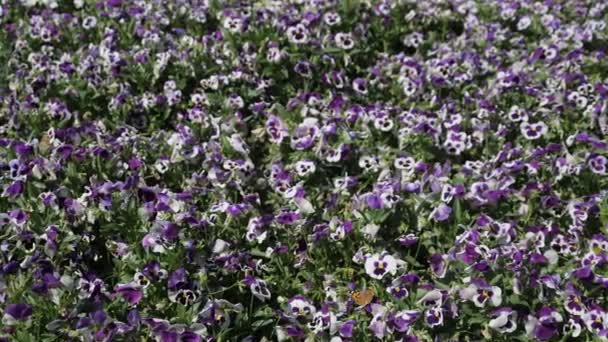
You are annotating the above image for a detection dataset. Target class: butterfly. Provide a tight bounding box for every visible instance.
[352,288,375,306]
[38,130,54,154]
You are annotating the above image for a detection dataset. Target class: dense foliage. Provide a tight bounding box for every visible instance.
[1,0,608,341]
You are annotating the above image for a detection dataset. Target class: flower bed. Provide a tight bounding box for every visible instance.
[1,0,608,341]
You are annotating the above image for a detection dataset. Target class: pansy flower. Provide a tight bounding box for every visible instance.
[429,253,447,278]
[286,24,309,44]
[335,32,355,50]
[397,233,419,247]
[374,114,394,132]
[171,289,199,306]
[386,274,417,300]
[265,115,288,144]
[424,307,444,328]
[564,294,586,316]
[459,280,502,308]
[329,218,353,241]
[525,307,563,341]
[244,276,271,301]
[430,203,452,222]
[389,310,419,333]
[77,275,108,299]
[417,289,444,308]
[291,118,319,150]
[166,268,200,306]
[308,305,337,334]
[364,252,398,280]
[352,78,368,95]
[294,160,316,177]
[394,156,416,171]
[2,303,33,325]
[507,105,527,122]
[588,155,607,174]
[590,234,608,255]
[489,307,517,333]
[520,122,548,140]
[245,216,269,244]
[443,130,468,155]
[197,300,243,330]
[337,320,355,339]
[563,318,583,338]
[142,261,168,281]
[368,304,389,339]
[582,308,608,337]
[287,296,316,319]
[114,284,144,305]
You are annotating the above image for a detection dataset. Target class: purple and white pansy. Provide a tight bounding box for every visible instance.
[364,252,399,280]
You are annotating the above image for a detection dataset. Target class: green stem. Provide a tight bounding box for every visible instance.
[207,281,240,296]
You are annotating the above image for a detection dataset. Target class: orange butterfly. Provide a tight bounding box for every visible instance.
[38,132,54,154]
[352,288,375,306]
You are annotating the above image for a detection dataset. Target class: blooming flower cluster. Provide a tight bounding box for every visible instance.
[1,0,608,341]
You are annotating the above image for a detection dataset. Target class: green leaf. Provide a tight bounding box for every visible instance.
[252,319,275,330]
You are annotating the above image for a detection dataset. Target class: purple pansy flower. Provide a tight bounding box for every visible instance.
[520,122,548,140]
[365,252,398,279]
[525,307,563,341]
[459,280,502,308]
[489,307,518,333]
[287,296,316,318]
[389,310,419,332]
[114,284,143,305]
[424,307,443,327]
[2,304,33,325]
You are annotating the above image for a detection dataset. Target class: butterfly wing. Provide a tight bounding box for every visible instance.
[352,288,375,306]
[38,132,53,154]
